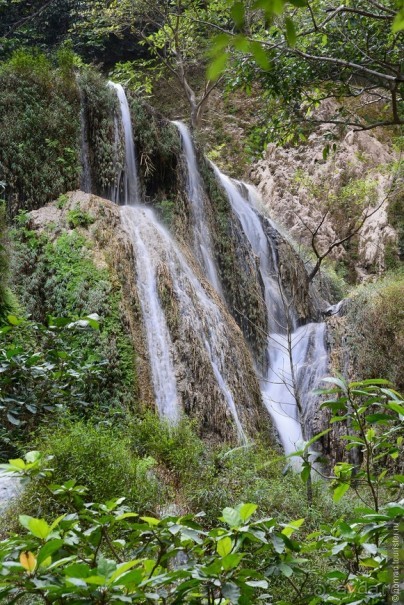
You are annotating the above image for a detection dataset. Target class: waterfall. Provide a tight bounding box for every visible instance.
[108,82,140,205]
[110,82,178,422]
[121,208,179,423]
[110,85,247,438]
[121,206,246,441]
[172,121,222,294]
[213,164,328,455]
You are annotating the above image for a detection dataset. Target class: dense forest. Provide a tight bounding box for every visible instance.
[0,1,403,604]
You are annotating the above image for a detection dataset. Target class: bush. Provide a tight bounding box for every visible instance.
[0,49,81,216]
[347,272,404,390]
[33,417,162,512]
[129,412,205,485]
[10,225,137,409]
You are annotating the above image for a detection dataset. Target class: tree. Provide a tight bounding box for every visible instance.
[98,0,233,128]
[208,1,404,132]
[291,163,403,281]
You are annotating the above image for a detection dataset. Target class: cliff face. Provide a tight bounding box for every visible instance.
[250,104,400,281]
[21,191,270,444]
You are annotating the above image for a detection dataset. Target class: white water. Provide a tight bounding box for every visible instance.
[262,324,328,456]
[212,166,292,334]
[108,82,140,205]
[111,82,178,422]
[213,165,328,455]
[109,85,246,437]
[172,121,222,294]
[121,208,179,422]
[122,206,246,441]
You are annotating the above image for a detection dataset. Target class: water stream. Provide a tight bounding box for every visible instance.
[108,82,140,205]
[213,165,328,454]
[172,121,222,294]
[111,85,246,438]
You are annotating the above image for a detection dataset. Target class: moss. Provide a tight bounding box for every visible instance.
[0,49,81,216]
[78,69,118,198]
[10,224,137,409]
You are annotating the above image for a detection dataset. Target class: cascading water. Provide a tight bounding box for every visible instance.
[172,121,222,294]
[108,82,140,205]
[110,84,247,438]
[121,209,179,423]
[110,81,178,422]
[213,164,328,455]
[122,206,246,441]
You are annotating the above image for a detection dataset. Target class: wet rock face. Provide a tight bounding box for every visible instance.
[261,218,322,324]
[25,192,271,445]
[250,105,399,281]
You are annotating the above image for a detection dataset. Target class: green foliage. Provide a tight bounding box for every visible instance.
[1,375,402,605]
[32,418,161,511]
[78,68,118,198]
[347,274,404,390]
[155,198,175,226]
[129,412,205,485]
[0,202,14,323]
[66,208,94,229]
[0,316,104,457]
[10,223,137,410]
[0,48,81,216]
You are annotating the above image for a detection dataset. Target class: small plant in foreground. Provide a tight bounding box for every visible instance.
[0,377,402,603]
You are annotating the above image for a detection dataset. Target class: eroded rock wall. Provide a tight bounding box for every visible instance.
[251,105,399,281]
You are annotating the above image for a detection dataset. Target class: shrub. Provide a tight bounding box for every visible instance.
[1,378,402,605]
[129,412,205,485]
[33,417,161,512]
[0,49,81,216]
[347,272,404,390]
[66,208,94,228]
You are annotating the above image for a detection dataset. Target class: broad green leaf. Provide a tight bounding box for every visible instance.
[140,516,160,526]
[217,536,233,557]
[239,503,257,521]
[282,518,304,537]
[254,0,285,17]
[285,17,296,47]
[249,41,270,70]
[8,459,26,471]
[300,462,311,483]
[231,1,245,26]
[64,562,91,578]
[387,402,404,417]
[37,539,64,566]
[222,553,243,570]
[109,560,139,584]
[7,315,23,326]
[279,562,293,577]
[222,581,241,602]
[28,518,51,540]
[392,9,404,33]
[333,483,350,503]
[222,507,242,527]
